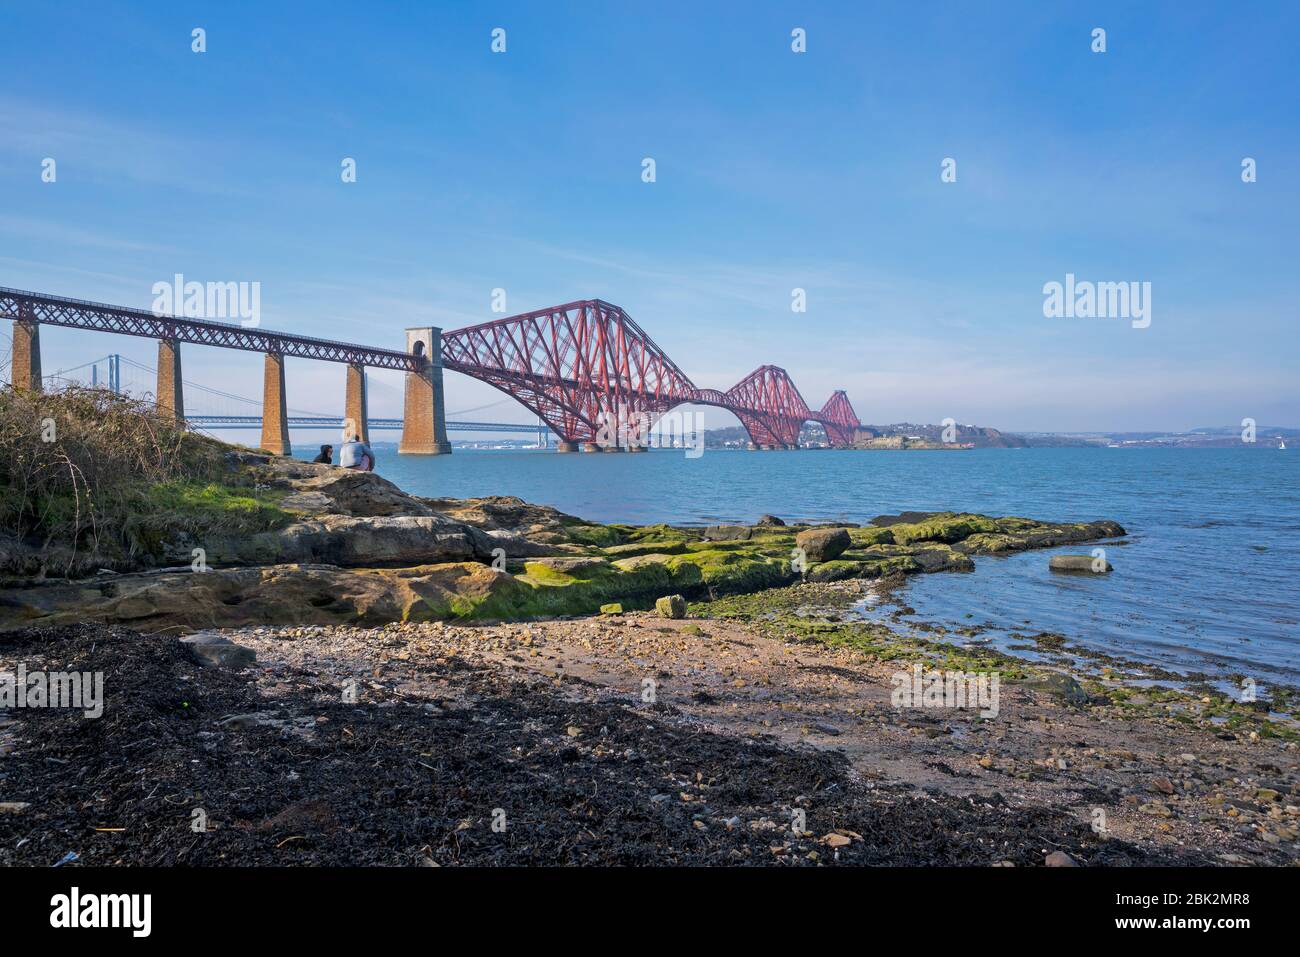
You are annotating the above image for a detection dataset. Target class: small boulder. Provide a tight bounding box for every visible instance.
[755,514,786,527]
[180,633,257,670]
[795,527,851,563]
[1044,851,1078,867]
[1049,554,1112,574]
[655,594,687,619]
[1025,672,1090,707]
[599,603,623,615]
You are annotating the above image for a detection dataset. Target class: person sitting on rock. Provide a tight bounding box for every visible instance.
[311,444,333,464]
[338,434,375,472]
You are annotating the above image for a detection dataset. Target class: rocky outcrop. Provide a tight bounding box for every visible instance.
[253,456,434,518]
[0,562,525,631]
[805,560,864,583]
[0,545,794,632]
[603,540,688,558]
[869,511,942,527]
[162,461,562,570]
[0,437,1130,633]
[419,495,586,538]
[250,459,580,556]
[524,556,611,575]
[185,515,490,568]
[956,519,1125,554]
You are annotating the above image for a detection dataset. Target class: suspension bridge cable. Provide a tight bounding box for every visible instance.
[446,396,516,416]
[42,356,114,380]
[17,349,527,426]
[117,355,337,417]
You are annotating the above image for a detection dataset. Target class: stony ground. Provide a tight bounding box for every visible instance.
[2,598,1295,866]
[228,611,1298,865]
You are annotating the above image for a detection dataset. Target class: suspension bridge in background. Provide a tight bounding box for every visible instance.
[33,352,554,444]
[2,286,862,456]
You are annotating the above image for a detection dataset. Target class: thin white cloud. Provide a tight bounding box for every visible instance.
[0,96,251,197]
[0,215,170,254]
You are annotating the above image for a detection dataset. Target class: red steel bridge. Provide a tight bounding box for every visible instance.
[440,299,860,450]
[2,287,860,454]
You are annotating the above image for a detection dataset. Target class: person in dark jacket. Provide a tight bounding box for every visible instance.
[311,444,333,464]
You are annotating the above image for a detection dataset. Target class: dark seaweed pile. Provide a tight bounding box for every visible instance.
[0,625,1206,866]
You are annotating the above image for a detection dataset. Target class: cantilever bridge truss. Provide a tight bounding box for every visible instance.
[441,299,861,448]
[2,288,860,448]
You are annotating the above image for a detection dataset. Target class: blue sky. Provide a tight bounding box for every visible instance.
[1,1,1297,432]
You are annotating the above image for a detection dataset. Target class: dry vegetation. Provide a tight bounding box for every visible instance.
[0,386,284,577]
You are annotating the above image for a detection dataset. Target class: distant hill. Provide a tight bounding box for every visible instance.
[1018,427,1299,448]
[855,423,1028,448]
[699,422,1300,450]
[701,422,1029,449]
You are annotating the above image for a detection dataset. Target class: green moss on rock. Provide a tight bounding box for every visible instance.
[603,540,688,558]
[560,521,626,547]
[848,527,895,547]
[805,560,864,582]
[888,513,999,545]
[468,546,790,621]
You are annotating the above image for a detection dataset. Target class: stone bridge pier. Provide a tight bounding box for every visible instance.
[10,315,41,391]
[344,362,369,446]
[260,352,291,456]
[398,327,451,455]
[156,337,183,420]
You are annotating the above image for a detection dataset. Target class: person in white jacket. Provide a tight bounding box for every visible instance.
[337,435,375,471]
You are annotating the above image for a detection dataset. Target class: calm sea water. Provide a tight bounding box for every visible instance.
[307,441,1299,689]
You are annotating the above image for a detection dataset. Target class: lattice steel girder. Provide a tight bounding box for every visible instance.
[724,365,810,447]
[0,287,420,371]
[442,302,863,447]
[442,299,701,443]
[814,389,862,447]
[725,365,812,421]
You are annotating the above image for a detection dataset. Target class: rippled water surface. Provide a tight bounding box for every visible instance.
[359,443,1299,688]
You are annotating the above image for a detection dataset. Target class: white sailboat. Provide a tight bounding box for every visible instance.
[1280,438,1287,450]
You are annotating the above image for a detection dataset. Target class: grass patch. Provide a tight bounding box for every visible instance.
[124,481,292,554]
